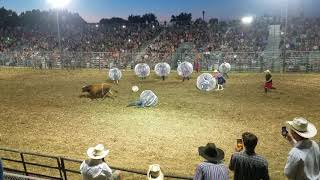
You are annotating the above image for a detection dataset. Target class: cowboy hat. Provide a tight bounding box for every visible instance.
[213,69,219,73]
[264,70,271,73]
[198,143,224,162]
[87,144,109,159]
[147,164,164,180]
[287,117,317,138]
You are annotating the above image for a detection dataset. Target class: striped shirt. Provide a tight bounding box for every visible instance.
[193,161,228,180]
[229,151,269,180]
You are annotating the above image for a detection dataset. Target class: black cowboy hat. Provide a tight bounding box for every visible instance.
[198,143,224,162]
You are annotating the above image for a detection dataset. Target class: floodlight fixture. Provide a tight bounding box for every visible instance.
[241,16,253,25]
[47,0,71,9]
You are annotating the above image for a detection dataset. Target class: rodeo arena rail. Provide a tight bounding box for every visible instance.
[1,51,320,72]
[0,147,193,180]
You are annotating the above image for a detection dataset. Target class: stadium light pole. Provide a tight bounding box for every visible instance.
[47,0,71,68]
[282,0,288,73]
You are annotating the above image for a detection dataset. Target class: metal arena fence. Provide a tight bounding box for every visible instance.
[0,50,320,72]
[0,147,193,180]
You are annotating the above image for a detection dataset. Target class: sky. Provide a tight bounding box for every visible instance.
[1,0,320,23]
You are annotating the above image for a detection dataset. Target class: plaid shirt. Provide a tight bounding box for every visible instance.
[194,162,228,180]
[229,151,269,180]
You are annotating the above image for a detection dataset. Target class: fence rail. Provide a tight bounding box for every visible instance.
[0,50,319,72]
[0,147,193,180]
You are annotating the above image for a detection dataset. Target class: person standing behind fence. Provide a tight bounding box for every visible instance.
[80,144,121,180]
[283,117,320,180]
[193,143,228,180]
[147,164,164,180]
[194,54,201,73]
[229,132,269,180]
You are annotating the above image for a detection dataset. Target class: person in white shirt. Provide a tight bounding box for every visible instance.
[147,164,164,180]
[283,117,320,180]
[80,144,121,180]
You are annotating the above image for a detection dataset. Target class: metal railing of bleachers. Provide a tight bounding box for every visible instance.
[4,172,49,180]
[0,50,319,72]
[0,147,63,180]
[0,147,193,180]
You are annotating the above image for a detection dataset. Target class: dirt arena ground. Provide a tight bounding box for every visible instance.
[0,68,319,179]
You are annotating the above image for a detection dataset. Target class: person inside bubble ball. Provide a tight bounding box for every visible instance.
[221,62,229,79]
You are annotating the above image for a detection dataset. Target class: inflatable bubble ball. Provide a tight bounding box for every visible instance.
[134,63,150,78]
[108,68,122,81]
[196,73,217,92]
[177,61,193,78]
[154,62,171,78]
[219,62,231,74]
[140,90,158,107]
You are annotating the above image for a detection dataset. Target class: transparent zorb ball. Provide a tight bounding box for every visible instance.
[196,73,216,91]
[108,67,122,81]
[140,90,158,107]
[135,63,150,78]
[219,62,231,74]
[177,61,193,77]
[154,62,171,77]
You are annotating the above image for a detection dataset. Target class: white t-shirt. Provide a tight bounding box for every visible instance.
[80,160,112,180]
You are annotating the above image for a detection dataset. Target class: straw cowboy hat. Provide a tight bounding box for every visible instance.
[198,143,224,162]
[287,117,317,138]
[147,164,164,180]
[213,69,219,73]
[87,144,109,159]
[264,70,271,73]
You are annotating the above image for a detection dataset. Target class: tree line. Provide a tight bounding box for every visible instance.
[0,7,219,29]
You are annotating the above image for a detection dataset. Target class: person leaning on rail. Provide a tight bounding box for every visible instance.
[80,144,121,180]
[193,143,228,180]
[147,164,164,180]
[229,132,270,180]
[283,117,320,179]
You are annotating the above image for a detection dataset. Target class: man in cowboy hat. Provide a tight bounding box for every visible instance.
[229,132,269,180]
[147,164,164,180]
[80,144,121,180]
[283,117,320,179]
[193,143,228,180]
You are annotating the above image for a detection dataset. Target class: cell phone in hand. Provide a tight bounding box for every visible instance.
[282,126,288,137]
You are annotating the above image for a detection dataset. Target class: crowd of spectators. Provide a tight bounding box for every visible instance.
[280,17,320,51]
[0,7,319,70]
